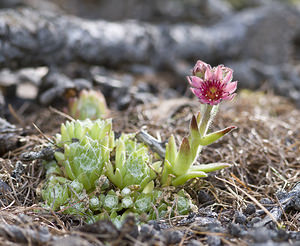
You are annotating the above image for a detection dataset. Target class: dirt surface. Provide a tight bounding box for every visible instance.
[0,87,299,245]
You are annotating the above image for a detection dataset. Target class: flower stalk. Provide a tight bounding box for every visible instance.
[161,60,237,186]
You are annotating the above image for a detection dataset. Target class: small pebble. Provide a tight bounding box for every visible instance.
[243,203,256,215]
[289,231,300,241]
[117,94,131,110]
[251,217,261,224]
[208,223,226,233]
[139,224,155,241]
[259,198,273,206]
[274,229,289,242]
[228,223,243,237]
[148,220,165,231]
[137,82,152,93]
[250,227,272,243]
[0,179,11,194]
[198,190,213,205]
[186,239,203,246]
[276,191,287,200]
[163,230,183,245]
[207,235,221,246]
[234,211,247,224]
[292,196,300,211]
[248,216,262,228]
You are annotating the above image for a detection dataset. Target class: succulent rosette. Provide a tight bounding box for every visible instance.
[105,133,158,190]
[68,89,108,120]
[42,176,71,211]
[54,119,114,191]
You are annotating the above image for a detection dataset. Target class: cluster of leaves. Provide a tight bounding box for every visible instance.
[42,119,195,226]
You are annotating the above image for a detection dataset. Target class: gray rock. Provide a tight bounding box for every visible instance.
[0,4,299,69]
[0,0,23,8]
[234,211,247,224]
[50,236,92,246]
[228,60,300,106]
[243,203,256,216]
[249,227,274,243]
[0,118,20,156]
[39,0,232,24]
[207,235,221,246]
[163,230,183,245]
[186,239,204,246]
[38,70,92,105]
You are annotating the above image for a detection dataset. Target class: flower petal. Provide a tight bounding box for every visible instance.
[190,88,201,98]
[187,76,204,88]
[223,69,233,84]
[212,66,223,81]
[210,99,222,105]
[224,81,237,94]
[222,93,236,101]
[204,67,213,81]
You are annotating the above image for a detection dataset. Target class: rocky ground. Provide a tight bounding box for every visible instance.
[0,75,299,245]
[0,0,299,245]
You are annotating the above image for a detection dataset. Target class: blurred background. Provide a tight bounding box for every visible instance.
[1,0,300,113]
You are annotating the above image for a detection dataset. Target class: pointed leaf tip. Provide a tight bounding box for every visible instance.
[190,115,199,132]
[180,137,190,153]
[199,126,237,146]
[223,126,237,134]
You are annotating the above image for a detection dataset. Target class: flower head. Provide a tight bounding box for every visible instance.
[188,60,237,105]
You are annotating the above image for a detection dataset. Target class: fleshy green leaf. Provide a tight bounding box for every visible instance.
[199,126,237,146]
[171,170,207,186]
[190,163,231,173]
[165,134,177,166]
[142,181,154,194]
[173,137,192,176]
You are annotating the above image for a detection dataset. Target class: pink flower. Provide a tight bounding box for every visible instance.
[188,60,237,105]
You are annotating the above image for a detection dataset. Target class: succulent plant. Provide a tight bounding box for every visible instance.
[42,118,195,226]
[160,60,237,186]
[54,119,114,191]
[68,89,108,120]
[42,176,71,211]
[105,133,158,190]
[161,114,235,186]
[41,60,237,227]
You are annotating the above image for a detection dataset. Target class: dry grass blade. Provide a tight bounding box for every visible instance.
[49,106,74,121]
[215,176,280,227]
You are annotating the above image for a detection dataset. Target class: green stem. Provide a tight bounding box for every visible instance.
[199,104,218,137]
